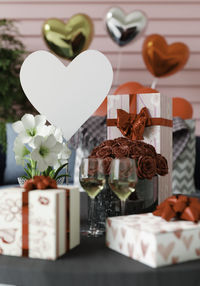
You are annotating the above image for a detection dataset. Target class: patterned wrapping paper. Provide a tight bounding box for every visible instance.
[107,93,172,203]
[0,186,80,260]
[106,213,200,268]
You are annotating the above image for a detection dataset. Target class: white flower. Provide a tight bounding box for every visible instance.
[54,143,71,169]
[46,125,63,143]
[12,114,48,148]
[13,138,30,166]
[31,135,62,172]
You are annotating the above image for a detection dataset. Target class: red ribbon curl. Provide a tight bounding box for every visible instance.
[153,195,200,223]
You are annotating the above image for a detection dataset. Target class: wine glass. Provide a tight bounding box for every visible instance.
[108,158,138,216]
[79,158,105,237]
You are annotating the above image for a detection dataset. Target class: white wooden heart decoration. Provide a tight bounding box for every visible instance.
[20,50,113,141]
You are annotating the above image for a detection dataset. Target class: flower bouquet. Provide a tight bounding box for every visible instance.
[12,114,71,184]
[89,137,168,217]
[89,137,168,179]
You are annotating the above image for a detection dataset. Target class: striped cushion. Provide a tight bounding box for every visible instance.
[172,119,196,194]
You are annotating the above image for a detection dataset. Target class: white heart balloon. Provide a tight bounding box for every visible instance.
[20,50,113,141]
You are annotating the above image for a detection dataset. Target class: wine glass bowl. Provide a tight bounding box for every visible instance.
[79,158,105,237]
[108,158,138,215]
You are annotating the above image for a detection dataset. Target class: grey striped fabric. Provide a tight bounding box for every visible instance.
[173,117,190,162]
[172,119,196,194]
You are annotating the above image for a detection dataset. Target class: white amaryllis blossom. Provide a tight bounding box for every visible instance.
[31,134,62,172]
[46,125,63,143]
[12,114,48,147]
[54,143,71,169]
[13,138,30,166]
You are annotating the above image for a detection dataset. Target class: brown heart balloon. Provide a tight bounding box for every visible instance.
[142,34,189,77]
[42,14,93,60]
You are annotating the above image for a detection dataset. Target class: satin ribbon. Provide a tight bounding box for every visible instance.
[22,177,70,256]
[153,195,200,223]
[107,94,172,140]
[22,190,29,256]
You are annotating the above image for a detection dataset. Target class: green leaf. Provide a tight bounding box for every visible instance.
[55,174,69,180]
[49,170,55,178]
[53,163,68,179]
[45,166,53,176]
[24,168,32,178]
[21,175,29,180]
[26,162,32,171]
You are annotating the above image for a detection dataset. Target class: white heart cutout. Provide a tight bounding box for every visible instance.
[20,50,113,141]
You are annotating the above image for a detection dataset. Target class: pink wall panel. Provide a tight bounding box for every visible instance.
[1,0,200,133]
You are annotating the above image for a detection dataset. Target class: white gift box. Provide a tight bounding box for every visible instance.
[106,213,200,268]
[0,185,80,260]
[107,93,172,203]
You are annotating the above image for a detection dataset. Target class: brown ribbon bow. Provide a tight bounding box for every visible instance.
[117,107,149,140]
[107,107,172,141]
[153,195,200,223]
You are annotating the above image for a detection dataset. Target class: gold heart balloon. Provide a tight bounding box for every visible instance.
[42,14,94,60]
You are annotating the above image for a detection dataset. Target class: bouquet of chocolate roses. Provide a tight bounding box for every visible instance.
[89,137,168,180]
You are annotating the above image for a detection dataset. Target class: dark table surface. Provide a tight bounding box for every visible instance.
[0,236,200,286]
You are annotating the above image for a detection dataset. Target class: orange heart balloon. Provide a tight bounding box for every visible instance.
[142,34,189,78]
[93,82,157,116]
[173,98,193,119]
[114,81,158,94]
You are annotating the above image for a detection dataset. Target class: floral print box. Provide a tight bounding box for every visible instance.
[106,213,200,267]
[0,186,80,260]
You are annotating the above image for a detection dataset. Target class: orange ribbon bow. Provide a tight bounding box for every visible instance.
[116,107,150,140]
[153,195,200,223]
[107,107,172,141]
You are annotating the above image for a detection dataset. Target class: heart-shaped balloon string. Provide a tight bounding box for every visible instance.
[142,34,189,78]
[106,7,148,47]
[20,50,113,141]
[42,14,93,60]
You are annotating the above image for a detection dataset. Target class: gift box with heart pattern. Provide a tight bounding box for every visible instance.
[107,93,172,203]
[0,185,80,260]
[106,213,200,268]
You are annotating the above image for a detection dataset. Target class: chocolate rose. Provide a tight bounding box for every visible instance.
[90,146,101,157]
[137,155,157,180]
[129,143,144,159]
[156,154,168,176]
[112,145,129,158]
[143,143,156,158]
[96,146,112,158]
[105,140,115,147]
[114,137,128,144]
[103,157,112,175]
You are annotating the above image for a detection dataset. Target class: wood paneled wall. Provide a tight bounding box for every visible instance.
[1,0,200,133]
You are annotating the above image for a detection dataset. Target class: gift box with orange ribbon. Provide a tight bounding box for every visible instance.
[0,184,80,260]
[106,195,200,268]
[107,93,172,203]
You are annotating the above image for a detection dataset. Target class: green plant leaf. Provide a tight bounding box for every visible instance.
[53,163,68,179]
[24,168,32,178]
[55,174,69,180]
[26,162,32,171]
[21,175,29,180]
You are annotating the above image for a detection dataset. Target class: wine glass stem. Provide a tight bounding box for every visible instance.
[121,200,126,216]
[90,198,96,233]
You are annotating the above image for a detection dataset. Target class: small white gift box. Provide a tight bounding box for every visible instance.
[0,185,80,260]
[106,213,200,268]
